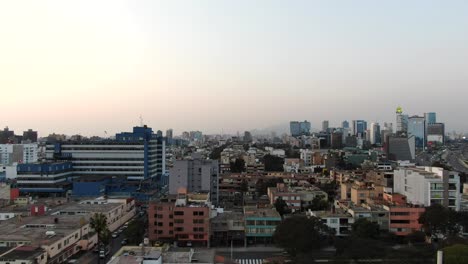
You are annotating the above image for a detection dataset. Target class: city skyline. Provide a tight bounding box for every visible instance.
[1,1,467,136]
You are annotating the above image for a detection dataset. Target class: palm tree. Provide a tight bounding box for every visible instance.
[90,213,109,263]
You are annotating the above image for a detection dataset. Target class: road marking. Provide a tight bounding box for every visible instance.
[236,259,263,264]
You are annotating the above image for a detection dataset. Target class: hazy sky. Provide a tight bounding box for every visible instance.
[1,1,467,136]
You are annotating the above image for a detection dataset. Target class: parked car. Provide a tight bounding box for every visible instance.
[99,248,110,259]
[112,232,118,238]
[121,238,128,245]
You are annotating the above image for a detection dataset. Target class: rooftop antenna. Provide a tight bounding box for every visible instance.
[139,115,144,126]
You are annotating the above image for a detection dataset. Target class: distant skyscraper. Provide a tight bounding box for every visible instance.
[387,135,416,161]
[322,120,329,132]
[166,129,173,139]
[166,129,173,145]
[352,120,367,138]
[290,121,310,137]
[396,107,408,134]
[384,122,393,132]
[243,131,253,142]
[424,112,437,125]
[427,123,445,144]
[408,116,426,149]
[342,121,349,129]
[369,123,381,145]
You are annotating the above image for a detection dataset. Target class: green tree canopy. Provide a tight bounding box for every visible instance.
[351,218,380,239]
[443,244,468,264]
[274,197,290,217]
[273,216,332,257]
[263,154,284,172]
[90,213,109,246]
[230,158,246,173]
[419,204,459,239]
[124,218,145,245]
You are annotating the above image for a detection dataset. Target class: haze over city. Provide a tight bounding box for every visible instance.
[1,0,467,136]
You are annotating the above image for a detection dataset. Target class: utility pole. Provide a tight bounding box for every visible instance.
[230,239,233,260]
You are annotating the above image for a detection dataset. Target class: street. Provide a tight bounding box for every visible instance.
[77,213,146,264]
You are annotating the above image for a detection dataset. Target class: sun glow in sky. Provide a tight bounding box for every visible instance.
[1,1,467,136]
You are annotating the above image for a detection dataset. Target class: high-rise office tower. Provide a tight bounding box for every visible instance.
[370,123,381,145]
[408,116,426,149]
[322,120,329,132]
[243,131,253,142]
[352,120,367,138]
[396,107,408,134]
[427,123,445,144]
[290,121,310,137]
[424,112,437,125]
[342,121,349,129]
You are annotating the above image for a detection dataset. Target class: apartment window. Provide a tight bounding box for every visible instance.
[157,222,163,227]
[329,219,338,224]
[175,227,184,232]
[156,214,163,219]
[157,207,163,211]
[193,211,204,216]
[174,211,184,216]
[390,220,410,224]
[169,214,173,219]
[157,230,163,234]
[194,234,204,239]
[174,219,184,224]
[193,219,204,224]
[193,227,204,232]
[169,222,174,227]
[390,212,410,216]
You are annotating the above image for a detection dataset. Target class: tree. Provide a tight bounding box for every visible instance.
[263,155,284,172]
[273,216,332,257]
[419,204,459,240]
[209,144,228,160]
[407,231,427,244]
[304,195,329,211]
[124,218,145,245]
[255,178,283,196]
[351,218,380,239]
[274,197,290,217]
[443,244,468,264]
[90,213,109,264]
[230,158,245,173]
[240,179,248,193]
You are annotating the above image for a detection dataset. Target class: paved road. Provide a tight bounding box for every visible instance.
[78,233,125,264]
[77,214,147,264]
[445,149,468,173]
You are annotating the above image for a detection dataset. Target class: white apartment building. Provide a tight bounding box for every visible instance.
[0,143,38,165]
[394,166,461,211]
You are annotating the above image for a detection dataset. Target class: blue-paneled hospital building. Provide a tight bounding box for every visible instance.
[18,126,166,198]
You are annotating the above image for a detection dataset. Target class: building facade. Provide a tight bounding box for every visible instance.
[408,116,426,149]
[393,167,461,211]
[169,154,219,205]
[46,126,166,181]
[16,162,73,196]
[148,190,211,247]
